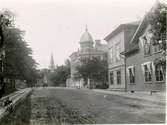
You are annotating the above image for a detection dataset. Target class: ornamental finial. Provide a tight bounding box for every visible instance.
[85,24,88,32]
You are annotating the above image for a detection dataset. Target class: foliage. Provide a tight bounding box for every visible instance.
[3,27,38,86]
[76,57,108,85]
[0,10,15,97]
[48,61,70,86]
[0,10,14,47]
[147,1,167,72]
[0,10,38,90]
[147,2,166,49]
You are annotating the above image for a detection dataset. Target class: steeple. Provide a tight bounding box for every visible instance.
[49,53,55,72]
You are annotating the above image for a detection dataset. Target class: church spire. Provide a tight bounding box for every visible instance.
[49,53,55,72]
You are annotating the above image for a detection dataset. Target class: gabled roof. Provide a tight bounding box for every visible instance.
[122,16,148,55]
[104,21,139,41]
[130,15,149,44]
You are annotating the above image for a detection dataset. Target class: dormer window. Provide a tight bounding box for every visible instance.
[143,36,151,56]
[153,40,162,53]
[153,44,161,53]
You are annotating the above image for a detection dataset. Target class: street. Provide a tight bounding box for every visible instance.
[29,87,165,124]
[0,1,166,125]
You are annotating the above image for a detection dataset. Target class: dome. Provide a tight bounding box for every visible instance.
[80,27,93,43]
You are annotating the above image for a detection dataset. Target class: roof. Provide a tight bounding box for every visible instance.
[95,44,108,52]
[79,48,106,55]
[123,11,150,55]
[104,21,139,41]
[80,28,93,43]
[130,15,148,44]
[121,43,139,55]
[124,1,167,56]
[70,51,79,58]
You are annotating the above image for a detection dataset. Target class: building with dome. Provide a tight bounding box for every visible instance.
[66,27,108,88]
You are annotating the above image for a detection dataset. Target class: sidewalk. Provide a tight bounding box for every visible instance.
[93,89,166,104]
[0,88,32,120]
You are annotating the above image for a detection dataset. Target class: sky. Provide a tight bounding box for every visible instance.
[0,0,157,69]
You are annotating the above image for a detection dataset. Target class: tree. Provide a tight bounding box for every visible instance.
[48,61,70,86]
[64,59,71,78]
[3,27,38,87]
[0,10,38,97]
[147,1,166,74]
[147,2,166,50]
[0,10,14,97]
[76,57,108,89]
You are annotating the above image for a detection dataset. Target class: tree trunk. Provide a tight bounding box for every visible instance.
[0,76,5,98]
[0,26,5,98]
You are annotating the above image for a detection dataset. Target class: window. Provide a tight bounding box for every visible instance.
[128,66,135,84]
[110,71,114,85]
[115,43,121,62]
[117,70,121,84]
[153,44,161,53]
[109,47,114,63]
[143,36,151,56]
[142,62,152,82]
[155,64,164,81]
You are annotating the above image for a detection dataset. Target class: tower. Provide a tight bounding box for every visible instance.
[79,25,94,51]
[49,53,55,72]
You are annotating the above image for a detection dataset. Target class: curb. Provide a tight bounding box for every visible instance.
[92,89,165,105]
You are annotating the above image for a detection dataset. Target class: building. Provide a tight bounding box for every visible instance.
[49,53,55,73]
[123,10,165,91]
[67,26,108,88]
[104,22,139,91]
